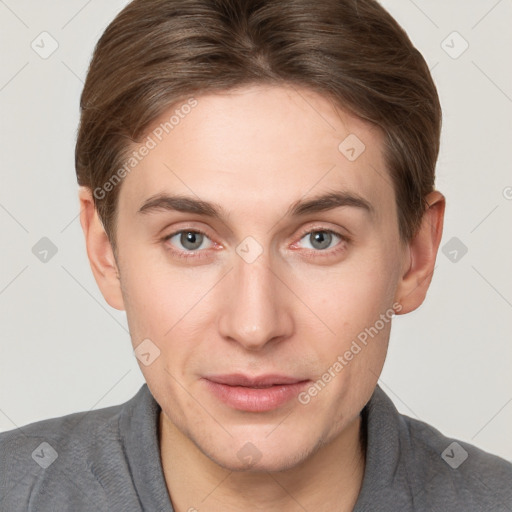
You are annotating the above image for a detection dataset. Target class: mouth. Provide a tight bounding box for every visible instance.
[202,374,311,412]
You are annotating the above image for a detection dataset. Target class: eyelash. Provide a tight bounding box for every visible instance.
[162,228,213,261]
[293,227,350,259]
[161,227,350,261]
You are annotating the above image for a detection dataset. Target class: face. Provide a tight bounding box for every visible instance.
[113,85,408,472]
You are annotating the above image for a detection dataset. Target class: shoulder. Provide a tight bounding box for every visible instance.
[0,387,144,511]
[0,399,125,442]
[0,399,126,465]
[398,410,512,509]
[360,385,512,511]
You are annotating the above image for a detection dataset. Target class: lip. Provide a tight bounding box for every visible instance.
[203,374,310,412]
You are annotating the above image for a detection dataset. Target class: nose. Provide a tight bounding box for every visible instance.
[217,249,294,351]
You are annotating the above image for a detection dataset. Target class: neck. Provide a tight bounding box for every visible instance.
[159,413,366,512]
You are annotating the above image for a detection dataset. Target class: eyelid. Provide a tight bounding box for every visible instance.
[290,227,347,251]
[164,227,210,239]
[294,224,350,243]
[162,227,218,260]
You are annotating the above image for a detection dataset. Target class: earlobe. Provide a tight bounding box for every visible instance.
[394,191,445,315]
[78,187,125,311]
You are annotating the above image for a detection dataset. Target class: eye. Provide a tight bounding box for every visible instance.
[297,230,344,251]
[166,230,213,252]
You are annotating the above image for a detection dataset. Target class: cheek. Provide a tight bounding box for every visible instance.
[119,246,201,337]
[119,259,202,414]
[292,243,399,374]
[119,252,218,393]
[305,252,398,326]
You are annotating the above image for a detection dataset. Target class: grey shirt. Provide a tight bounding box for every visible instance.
[1,384,511,511]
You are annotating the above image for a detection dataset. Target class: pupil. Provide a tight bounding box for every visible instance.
[311,231,331,250]
[181,231,202,250]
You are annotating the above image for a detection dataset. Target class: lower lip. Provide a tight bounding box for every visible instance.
[203,379,310,412]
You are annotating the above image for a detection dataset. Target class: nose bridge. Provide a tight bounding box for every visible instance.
[218,248,292,350]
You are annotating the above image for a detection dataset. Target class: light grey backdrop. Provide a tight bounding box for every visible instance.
[1,0,511,461]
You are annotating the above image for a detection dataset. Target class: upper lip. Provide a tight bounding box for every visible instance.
[204,374,308,387]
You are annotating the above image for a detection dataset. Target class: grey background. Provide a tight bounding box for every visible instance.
[0,0,511,461]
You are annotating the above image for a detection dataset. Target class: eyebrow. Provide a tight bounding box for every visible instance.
[137,190,374,219]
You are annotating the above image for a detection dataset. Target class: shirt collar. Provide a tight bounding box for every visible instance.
[353,384,415,510]
[119,384,174,511]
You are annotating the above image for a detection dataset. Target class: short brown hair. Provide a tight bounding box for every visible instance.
[75,0,442,252]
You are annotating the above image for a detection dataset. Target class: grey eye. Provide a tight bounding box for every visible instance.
[299,231,340,251]
[168,231,210,251]
[181,231,204,250]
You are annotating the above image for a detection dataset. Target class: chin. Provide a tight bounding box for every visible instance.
[200,434,322,474]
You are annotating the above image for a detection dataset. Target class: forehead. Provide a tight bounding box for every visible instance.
[118,84,393,221]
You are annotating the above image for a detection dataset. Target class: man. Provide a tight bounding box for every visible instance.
[1,0,511,510]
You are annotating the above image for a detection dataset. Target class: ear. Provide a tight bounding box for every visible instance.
[394,190,445,315]
[78,187,125,311]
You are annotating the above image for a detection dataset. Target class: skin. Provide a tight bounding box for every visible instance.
[79,84,445,511]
